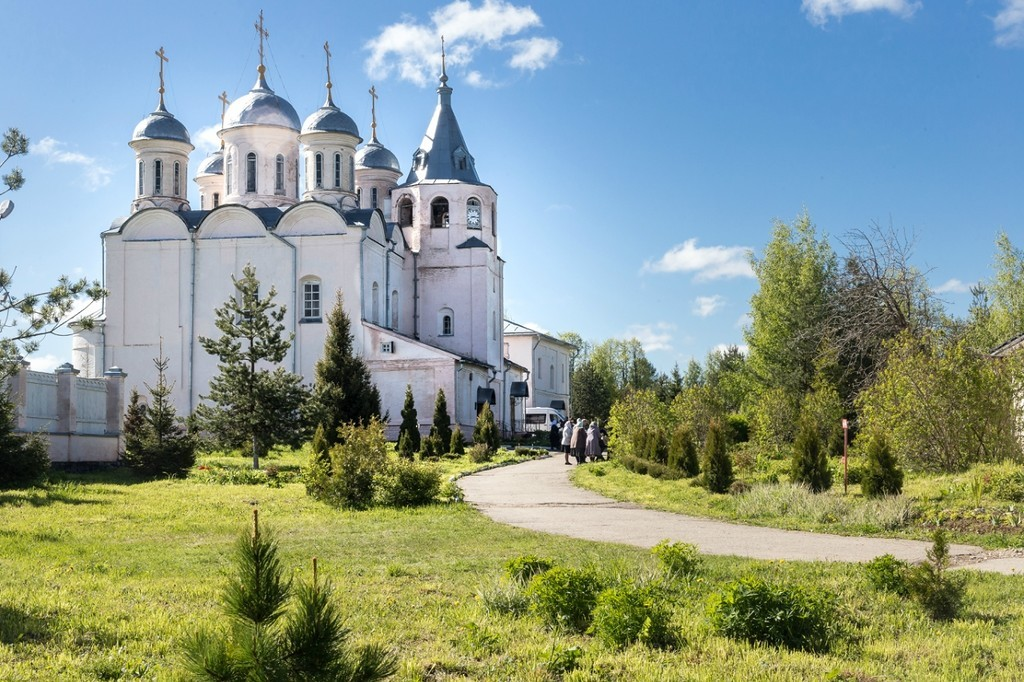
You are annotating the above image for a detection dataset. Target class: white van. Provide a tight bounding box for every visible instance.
[524,407,566,433]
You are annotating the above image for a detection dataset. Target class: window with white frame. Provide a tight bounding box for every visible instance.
[246,152,257,193]
[334,153,341,188]
[302,279,322,320]
[154,159,163,195]
[137,160,144,196]
[440,308,454,336]
[275,155,285,193]
[314,153,323,189]
[173,161,181,196]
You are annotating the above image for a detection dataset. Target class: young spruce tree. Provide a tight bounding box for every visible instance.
[702,419,733,493]
[790,416,832,493]
[398,384,420,458]
[0,387,49,489]
[473,401,501,454]
[195,264,308,469]
[122,352,195,476]
[430,387,453,455]
[308,292,382,445]
[861,431,904,497]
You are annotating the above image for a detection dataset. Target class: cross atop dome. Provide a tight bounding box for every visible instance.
[254,10,269,76]
[155,46,169,111]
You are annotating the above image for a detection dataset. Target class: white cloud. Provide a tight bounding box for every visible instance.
[995,0,1024,46]
[365,0,560,86]
[736,313,753,329]
[802,0,921,26]
[642,239,754,281]
[194,124,222,154]
[24,353,63,373]
[933,278,973,294]
[713,343,749,356]
[31,137,112,191]
[693,295,725,317]
[622,323,674,353]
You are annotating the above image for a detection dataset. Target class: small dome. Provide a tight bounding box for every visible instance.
[355,140,401,174]
[195,149,223,176]
[132,108,191,144]
[223,73,300,131]
[302,104,360,137]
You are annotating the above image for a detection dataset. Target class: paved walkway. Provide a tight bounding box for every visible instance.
[459,455,1024,574]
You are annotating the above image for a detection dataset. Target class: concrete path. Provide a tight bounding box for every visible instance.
[459,455,1024,574]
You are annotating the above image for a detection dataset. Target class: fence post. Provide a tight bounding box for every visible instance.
[104,366,127,435]
[55,362,79,435]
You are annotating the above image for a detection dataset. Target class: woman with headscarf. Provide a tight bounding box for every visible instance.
[585,419,602,461]
[561,418,575,465]
[571,418,588,463]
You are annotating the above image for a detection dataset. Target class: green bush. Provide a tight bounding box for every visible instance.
[703,419,733,493]
[651,540,702,580]
[861,432,903,497]
[725,413,750,444]
[505,555,554,586]
[634,429,668,463]
[419,432,443,460]
[668,425,700,477]
[449,428,466,457]
[374,459,441,507]
[590,583,676,649]
[304,419,388,509]
[864,554,910,595]
[526,566,601,633]
[473,402,501,453]
[467,443,493,464]
[790,417,832,493]
[709,575,843,653]
[990,466,1024,502]
[0,387,49,488]
[906,530,966,621]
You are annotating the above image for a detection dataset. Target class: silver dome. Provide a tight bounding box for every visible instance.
[132,108,191,144]
[195,149,224,176]
[223,73,300,131]
[355,141,401,174]
[302,104,360,137]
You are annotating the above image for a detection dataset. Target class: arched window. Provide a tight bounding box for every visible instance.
[137,161,144,196]
[246,152,257,193]
[467,197,481,229]
[213,192,220,208]
[226,154,233,194]
[397,196,413,228]
[333,153,341,188]
[371,282,380,324]
[356,187,362,207]
[173,161,181,196]
[275,155,285,193]
[314,153,323,189]
[430,197,449,229]
[348,156,354,188]
[550,365,555,389]
[440,308,454,336]
[301,278,322,321]
[154,159,163,195]
[491,204,497,236]
[371,187,378,209]
[391,290,399,329]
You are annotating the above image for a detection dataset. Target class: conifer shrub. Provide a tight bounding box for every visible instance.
[431,388,452,455]
[304,419,389,510]
[449,428,466,456]
[473,402,500,453]
[0,389,48,489]
[651,540,702,580]
[590,583,676,650]
[790,416,832,493]
[861,432,904,497]
[864,554,910,595]
[709,575,843,653]
[702,419,733,493]
[374,459,441,507]
[505,555,555,586]
[668,425,700,477]
[397,431,416,461]
[467,443,493,464]
[420,432,443,460]
[398,385,420,454]
[120,355,196,477]
[906,530,967,621]
[526,566,602,633]
[725,412,750,444]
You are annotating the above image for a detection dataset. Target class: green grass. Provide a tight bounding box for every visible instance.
[3,456,1024,679]
[573,456,1024,548]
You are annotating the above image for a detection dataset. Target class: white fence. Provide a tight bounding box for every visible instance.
[5,361,127,463]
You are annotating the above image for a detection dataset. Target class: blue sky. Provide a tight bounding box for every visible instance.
[3,0,1023,375]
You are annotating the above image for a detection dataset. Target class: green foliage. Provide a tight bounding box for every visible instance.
[670,384,724,448]
[633,428,668,463]
[709,574,843,653]
[790,417,832,493]
[702,419,733,493]
[476,577,530,616]
[398,385,420,455]
[526,566,601,633]
[0,388,48,488]
[651,540,702,580]
[861,432,904,497]
[864,554,910,595]
[590,582,676,649]
[504,555,554,586]
[194,264,308,469]
[570,358,614,424]
[472,402,500,453]
[1,127,28,194]
[906,530,967,621]
[800,370,844,454]
[449,428,466,456]
[307,292,381,445]
[182,511,397,681]
[607,388,670,458]
[749,386,800,453]
[121,353,195,477]
[988,465,1024,502]
[374,459,442,508]
[467,443,493,464]
[968,232,1024,350]
[724,413,750,444]
[668,425,700,477]
[858,330,1022,472]
[431,388,452,455]
[419,432,443,460]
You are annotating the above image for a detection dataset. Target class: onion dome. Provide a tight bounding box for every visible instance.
[223,71,300,131]
[195,149,224,176]
[355,140,400,173]
[132,102,191,144]
[302,100,360,137]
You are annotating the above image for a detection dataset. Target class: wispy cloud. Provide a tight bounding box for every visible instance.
[713,343,749,356]
[693,295,725,317]
[193,125,221,154]
[995,0,1024,46]
[802,0,921,26]
[933,278,973,294]
[643,239,753,281]
[365,0,561,86]
[31,137,112,191]
[623,323,674,353]
[736,313,753,329]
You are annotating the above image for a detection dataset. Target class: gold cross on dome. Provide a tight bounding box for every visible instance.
[369,85,379,141]
[254,10,269,72]
[155,46,169,96]
[324,41,333,97]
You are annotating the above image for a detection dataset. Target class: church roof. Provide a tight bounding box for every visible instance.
[302,98,361,138]
[132,104,191,145]
[223,72,300,131]
[195,149,223,176]
[402,69,480,185]
[356,140,401,174]
[456,236,491,250]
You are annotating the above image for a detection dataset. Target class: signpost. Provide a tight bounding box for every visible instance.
[842,418,849,494]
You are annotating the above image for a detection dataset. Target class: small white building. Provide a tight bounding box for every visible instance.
[73,36,509,436]
[503,320,575,420]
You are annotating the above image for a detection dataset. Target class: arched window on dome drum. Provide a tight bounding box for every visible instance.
[491,204,497,237]
[430,198,449,229]
[226,154,233,195]
[246,152,257,193]
[397,197,413,228]
[356,188,362,207]
[213,192,220,208]
[275,155,284,193]
[173,162,181,196]
[315,153,323,189]
[348,156,354,189]
[137,161,144,197]
[372,282,379,324]
[334,153,341,188]
[154,160,163,195]
[371,187,378,209]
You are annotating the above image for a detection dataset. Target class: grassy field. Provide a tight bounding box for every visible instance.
[3,452,1024,680]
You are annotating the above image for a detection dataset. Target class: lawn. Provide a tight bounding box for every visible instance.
[2,452,1024,680]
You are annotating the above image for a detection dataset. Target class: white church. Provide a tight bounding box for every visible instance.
[71,28,526,437]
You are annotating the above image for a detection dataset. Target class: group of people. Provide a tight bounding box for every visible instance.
[552,417,606,465]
